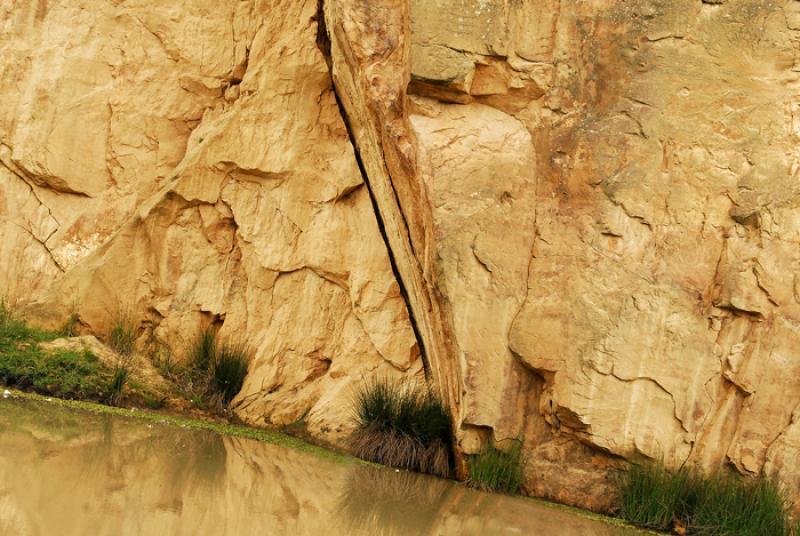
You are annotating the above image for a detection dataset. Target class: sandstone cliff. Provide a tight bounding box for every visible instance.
[2,0,800,512]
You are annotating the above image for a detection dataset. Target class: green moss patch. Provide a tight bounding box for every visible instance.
[6,389,355,464]
[0,302,108,399]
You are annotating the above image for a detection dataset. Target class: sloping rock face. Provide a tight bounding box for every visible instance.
[1,0,421,440]
[3,0,800,512]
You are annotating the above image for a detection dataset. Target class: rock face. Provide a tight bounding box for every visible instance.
[3,0,800,513]
[402,0,800,510]
[1,0,421,441]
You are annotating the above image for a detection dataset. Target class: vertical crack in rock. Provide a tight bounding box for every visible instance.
[314,0,431,377]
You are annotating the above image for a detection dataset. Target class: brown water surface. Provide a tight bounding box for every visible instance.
[0,398,642,535]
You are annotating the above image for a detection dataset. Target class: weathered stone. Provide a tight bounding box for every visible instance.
[3,0,800,514]
[402,0,800,511]
[4,0,421,444]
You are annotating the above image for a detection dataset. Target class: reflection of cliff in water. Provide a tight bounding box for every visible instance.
[0,398,639,535]
[338,466,452,536]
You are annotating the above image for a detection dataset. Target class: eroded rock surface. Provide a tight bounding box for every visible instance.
[402,0,800,510]
[2,0,800,513]
[2,0,421,442]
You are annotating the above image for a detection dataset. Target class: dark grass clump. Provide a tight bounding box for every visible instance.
[107,364,130,405]
[618,461,794,535]
[467,439,524,494]
[350,378,453,478]
[618,462,694,531]
[108,312,137,357]
[189,327,217,373]
[212,343,249,403]
[181,328,249,406]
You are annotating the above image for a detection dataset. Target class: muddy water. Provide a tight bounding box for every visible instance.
[0,398,640,535]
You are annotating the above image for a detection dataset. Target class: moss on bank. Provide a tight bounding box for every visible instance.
[5,389,354,464]
[0,302,108,398]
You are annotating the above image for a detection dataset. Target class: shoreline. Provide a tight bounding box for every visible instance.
[2,387,655,534]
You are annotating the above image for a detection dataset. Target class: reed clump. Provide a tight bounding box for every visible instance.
[350,378,453,478]
[467,439,524,494]
[618,461,795,535]
[107,363,130,405]
[213,343,249,403]
[184,327,250,405]
[108,312,137,357]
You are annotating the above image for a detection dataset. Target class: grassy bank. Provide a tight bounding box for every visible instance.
[0,302,109,399]
[7,305,754,534]
[0,302,251,413]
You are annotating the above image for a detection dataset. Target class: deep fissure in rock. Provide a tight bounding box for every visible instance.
[314,0,431,377]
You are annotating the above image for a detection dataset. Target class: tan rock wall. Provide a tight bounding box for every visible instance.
[2,0,420,442]
[403,0,800,510]
[1,0,246,293]
[3,0,800,513]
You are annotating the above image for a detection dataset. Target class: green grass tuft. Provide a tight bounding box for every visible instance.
[618,461,794,535]
[690,472,791,536]
[177,328,250,407]
[467,439,524,494]
[212,343,249,403]
[350,378,453,477]
[107,365,130,405]
[60,312,80,338]
[108,312,137,357]
[618,462,693,531]
[189,327,217,373]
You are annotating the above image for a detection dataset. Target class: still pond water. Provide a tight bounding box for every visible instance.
[0,398,642,535]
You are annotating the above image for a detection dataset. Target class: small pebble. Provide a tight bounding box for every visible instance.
[2,389,10,399]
